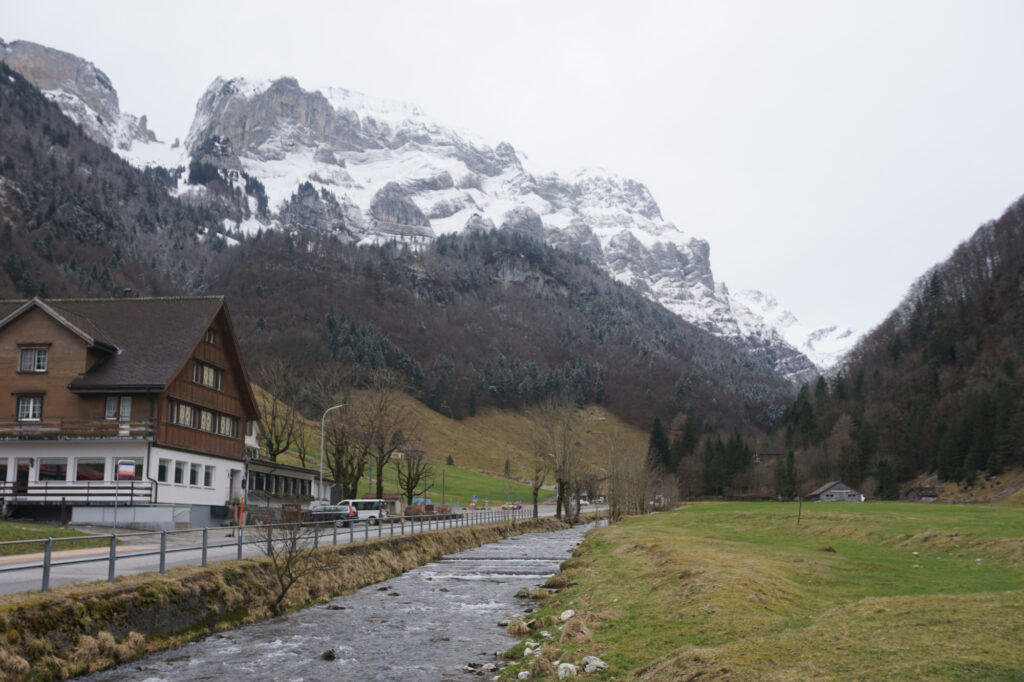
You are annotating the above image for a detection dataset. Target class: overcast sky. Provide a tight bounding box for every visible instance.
[4,1,1024,333]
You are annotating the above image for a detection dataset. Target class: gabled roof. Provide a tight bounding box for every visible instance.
[0,296,225,391]
[0,297,118,351]
[808,480,846,497]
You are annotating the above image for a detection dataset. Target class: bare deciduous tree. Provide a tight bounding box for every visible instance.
[255,360,302,462]
[257,521,338,615]
[394,446,434,505]
[358,371,420,500]
[324,408,366,499]
[533,399,584,523]
[528,434,552,519]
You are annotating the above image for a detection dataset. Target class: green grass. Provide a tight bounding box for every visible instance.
[0,521,110,555]
[274,454,554,508]
[502,502,1024,680]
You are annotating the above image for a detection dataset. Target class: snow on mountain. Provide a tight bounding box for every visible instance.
[5,37,834,384]
[732,289,859,369]
[0,38,166,161]
[177,75,824,383]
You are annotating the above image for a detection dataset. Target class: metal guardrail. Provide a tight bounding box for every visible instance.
[0,507,533,593]
[0,417,155,440]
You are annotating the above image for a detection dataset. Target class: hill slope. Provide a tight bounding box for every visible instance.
[779,193,1024,486]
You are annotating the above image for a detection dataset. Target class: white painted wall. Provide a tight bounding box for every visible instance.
[150,445,243,507]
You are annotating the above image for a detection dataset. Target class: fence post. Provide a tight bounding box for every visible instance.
[107,534,117,583]
[201,527,208,568]
[333,522,337,546]
[390,518,394,536]
[349,521,354,544]
[42,537,52,593]
[364,520,369,542]
[313,522,319,549]
[237,525,243,560]
[160,530,167,574]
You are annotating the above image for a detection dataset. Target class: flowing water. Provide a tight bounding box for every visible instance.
[84,524,593,681]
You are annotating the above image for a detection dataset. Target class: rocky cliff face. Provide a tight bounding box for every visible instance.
[0,38,156,150]
[180,76,826,382]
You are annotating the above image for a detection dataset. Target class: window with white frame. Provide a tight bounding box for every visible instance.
[75,458,105,481]
[174,461,185,484]
[204,465,214,487]
[18,347,48,373]
[158,458,170,483]
[16,396,43,421]
[38,458,67,481]
[190,463,201,486]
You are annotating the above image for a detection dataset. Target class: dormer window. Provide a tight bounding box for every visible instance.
[205,328,217,345]
[18,347,48,373]
[193,361,223,390]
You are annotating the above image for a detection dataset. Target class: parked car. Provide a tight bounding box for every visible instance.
[501,502,522,510]
[337,499,388,524]
[309,503,357,527]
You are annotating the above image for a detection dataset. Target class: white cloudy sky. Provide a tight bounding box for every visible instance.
[4,0,1024,333]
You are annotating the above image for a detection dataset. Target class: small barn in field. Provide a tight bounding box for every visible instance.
[905,486,939,503]
[808,480,863,502]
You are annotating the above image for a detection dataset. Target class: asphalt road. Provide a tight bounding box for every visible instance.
[0,503,594,596]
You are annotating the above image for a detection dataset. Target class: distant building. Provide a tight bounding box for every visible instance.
[807,480,863,502]
[0,296,261,528]
[905,486,939,503]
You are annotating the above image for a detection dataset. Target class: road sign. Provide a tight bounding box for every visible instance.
[117,460,136,479]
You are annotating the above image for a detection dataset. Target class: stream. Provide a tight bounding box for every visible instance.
[83,523,593,680]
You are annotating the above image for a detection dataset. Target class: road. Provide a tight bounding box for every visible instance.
[0,503,596,595]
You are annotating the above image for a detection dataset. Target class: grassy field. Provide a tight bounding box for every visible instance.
[504,502,1024,680]
[335,462,554,508]
[0,522,112,556]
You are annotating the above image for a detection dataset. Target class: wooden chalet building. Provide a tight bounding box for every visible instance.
[808,480,863,503]
[0,296,262,528]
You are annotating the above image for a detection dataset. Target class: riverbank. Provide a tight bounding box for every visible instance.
[0,516,577,681]
[498,502,1024,680]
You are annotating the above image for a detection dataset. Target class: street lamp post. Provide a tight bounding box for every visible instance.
[319,403,348,504]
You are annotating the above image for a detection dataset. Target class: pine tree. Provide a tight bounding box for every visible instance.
[647,417,671,472]
[874,459,899,500]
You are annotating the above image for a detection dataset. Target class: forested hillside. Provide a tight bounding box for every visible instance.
[0,63,236,298]
[779,195,1024,490]
[208,228,792,430]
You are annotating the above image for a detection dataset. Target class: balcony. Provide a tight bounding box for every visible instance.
[0,480,154,505]
[0,418,155,441]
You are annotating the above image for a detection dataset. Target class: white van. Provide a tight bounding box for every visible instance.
[338,499,388,524]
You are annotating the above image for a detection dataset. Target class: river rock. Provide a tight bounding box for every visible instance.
[481,663,498,672]
[524,647,533,657]
[518,672,531,680]
[320,649,337,661]
[582,656,608,673]
[498,619,510,626]
[559,609,576,621]
[540,631,552,639]
[514,587,534,598]
[557,662,578,678]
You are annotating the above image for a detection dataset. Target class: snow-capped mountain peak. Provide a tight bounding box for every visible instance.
[733,289,859,369]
